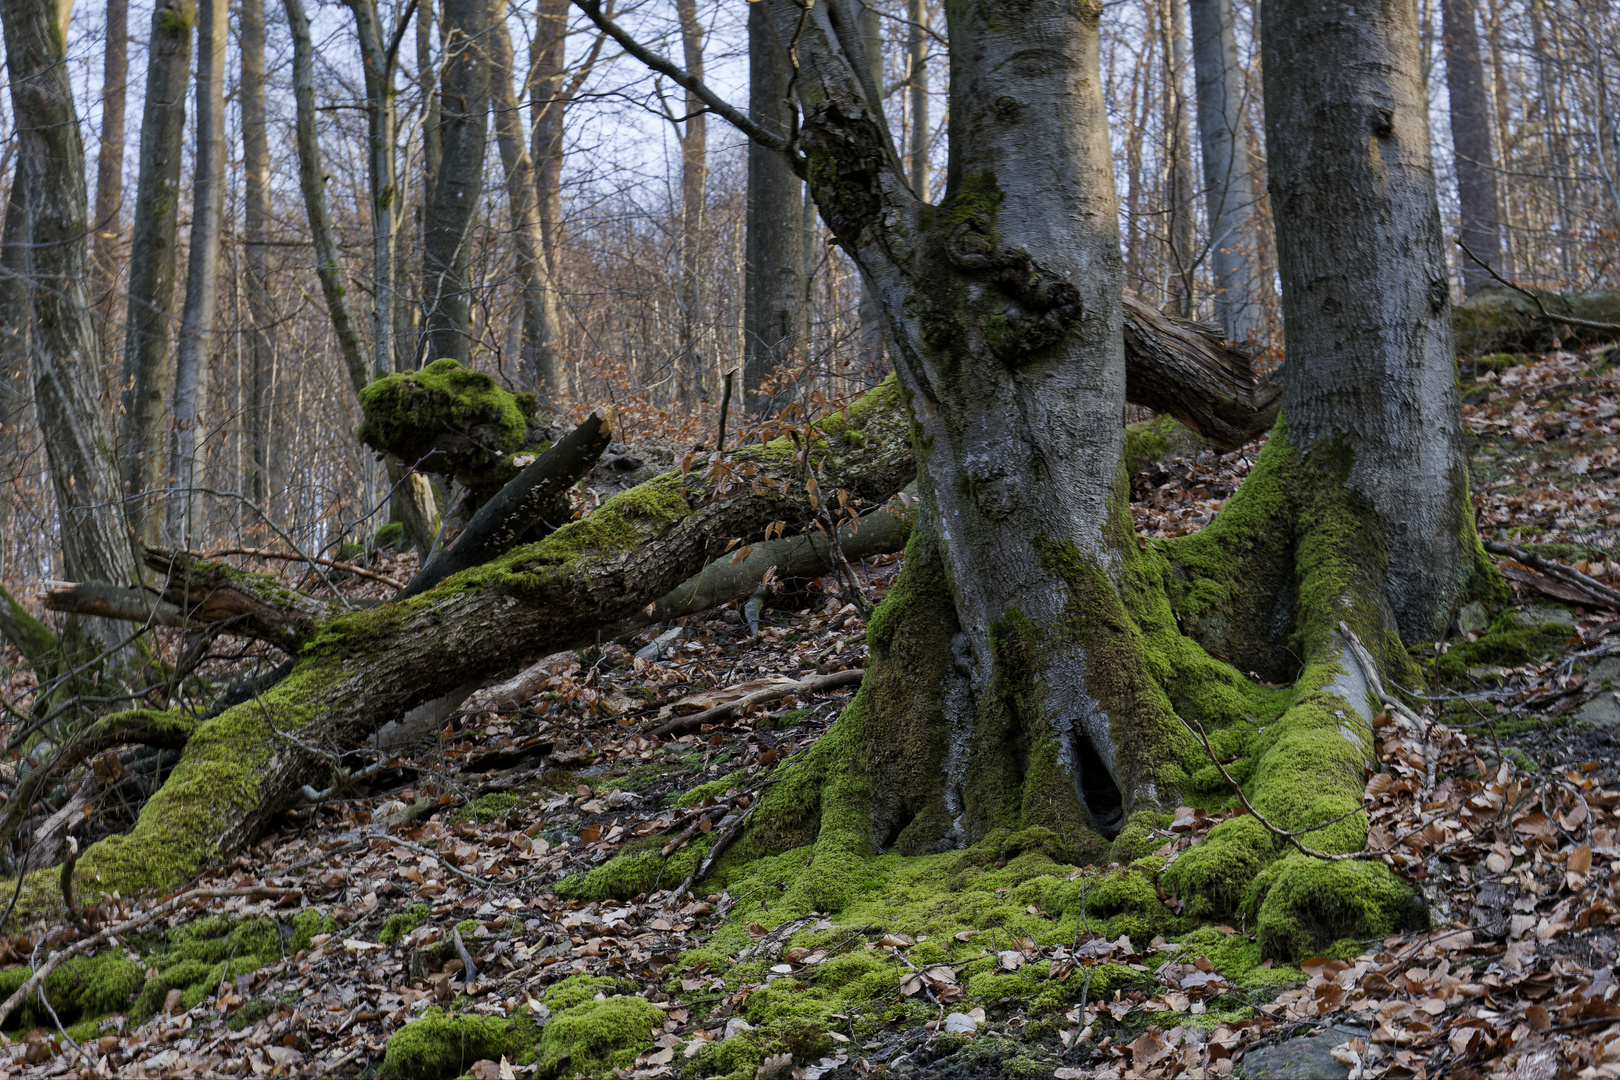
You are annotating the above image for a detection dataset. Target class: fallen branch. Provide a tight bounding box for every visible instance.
[649,669,865,739]
[1482,540,1620,609]
[185,547,404,590]
[1456,239,1620,333]
[0,886,305,1029]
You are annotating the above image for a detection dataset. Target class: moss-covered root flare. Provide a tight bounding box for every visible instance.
[1248,854,1428,961]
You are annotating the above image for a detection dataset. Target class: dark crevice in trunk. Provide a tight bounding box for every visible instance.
[1074,734,1125,835]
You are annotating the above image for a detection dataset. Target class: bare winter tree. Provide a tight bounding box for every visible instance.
[1442,0,1503,292]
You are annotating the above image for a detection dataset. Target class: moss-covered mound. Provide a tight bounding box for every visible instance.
[358,358,542,491]
[536,992,664,1078]
[0,952,145,1036]
[383,1007,538,1080]
[131,910,333,1018]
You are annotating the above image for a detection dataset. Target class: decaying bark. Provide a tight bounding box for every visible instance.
[1122,296,1279,450]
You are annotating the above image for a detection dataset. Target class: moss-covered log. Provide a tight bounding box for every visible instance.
[1453,284,1620,356]
[0,379,915,918]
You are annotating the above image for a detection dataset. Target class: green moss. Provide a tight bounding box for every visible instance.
[0,952,145,1032]
[543,974,633,1012]
[455,793,519,824]
[357,358,531,490]
[1431,608,1573,684]
[534,995,663,1078]
[1172,926,1302,991]
[128,910,334,1019]
[374,521,406,550]
[378,904,433,946]
[382,1007,537,1080]
[556,834,712,901]
[1247,854,1427,961]
[675,770,750,808]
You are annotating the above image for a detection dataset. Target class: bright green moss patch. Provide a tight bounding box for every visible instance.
[534,994,663,1078]
[378,903,433,946]
[676,770,750,808]
[382,1007,537,1080]
[1430,608,1575,684]
[1247,854,1427,961]
[131,910,333,1018]
[0,952,145,1032]
[543,974,633,1012]
[455,792,519,824]
[554,834,713,901]
[358,358,531,489]
[1172,926,1302,991]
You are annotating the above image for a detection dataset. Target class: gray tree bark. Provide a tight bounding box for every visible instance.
[1441,0,1502,294]
[422,0,490,365]
[854,2,885,383]
[1263,0,1472,640]
[1,0,145,653]
[676,0,708,406]
[529,0,566,279]
[743,2,803,414]
[907,0,928,199]
[284,0,370,396]
[120,0,195,548]
[171,0,228,545]
[1187,0,1261,341]
[1161,0,1197,317]
[90,0,128,320]
[240,0,277,505]
[345,0,405,379]
[489,0,561,399]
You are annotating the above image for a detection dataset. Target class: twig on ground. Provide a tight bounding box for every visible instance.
[649,668,864,738]
[1482,540,1620,607]
[1455,238,1620,333]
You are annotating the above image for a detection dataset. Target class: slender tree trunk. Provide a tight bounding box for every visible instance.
[742,2,803,413]
[530,0,567,280]
[676,0,707,406]
[240,0,276,507]
[854,2,885,383]
[120,0,195,548]
[171,0,228,546]
[414,0,439,367]
[1188,0,1261,340]
[91,0,128,322]
[346,0,403,380]
[488,0,561,399]
[1,0,145,654]
[1441,0,1502,294]
[0,181,29,555]
[1161,0,1197,316]
[907,0,928,199]
[422,0,490,365]
[1263,0,1473,639]
[284,0,370,394]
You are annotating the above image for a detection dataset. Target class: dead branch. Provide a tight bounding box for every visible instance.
[649,668,865,739]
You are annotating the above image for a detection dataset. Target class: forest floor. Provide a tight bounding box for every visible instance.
[0,346,1619,1079]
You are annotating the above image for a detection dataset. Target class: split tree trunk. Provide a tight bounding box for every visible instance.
[120,0,195,548]
[422,0,490,365]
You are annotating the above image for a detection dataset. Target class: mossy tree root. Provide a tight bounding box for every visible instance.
[705,423,1495,958]
[0,379,916,923]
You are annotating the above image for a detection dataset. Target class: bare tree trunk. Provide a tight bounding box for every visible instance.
[854,2,885,384]
[171,0,228,546]
[529,0,566,280]
[240,0,276,506]
[346,0,406,380]
[1264,0,1472,639]
[422,0,490,365]
[1,0,144,654]
[0,180,29,560]
[907,0,928,199]
[90,0,128,321]
[488,0,561,399]
[1441,0,1502,294]
[1188,0,1261,340]
[284,0,370,395]
[1161,0,1197,316]
[676,0,707,406]
[120,0,195,548]
[742,1,803,413]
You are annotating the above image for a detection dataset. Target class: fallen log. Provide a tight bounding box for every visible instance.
[1122,296,1281,451]
[648,669,866,739]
